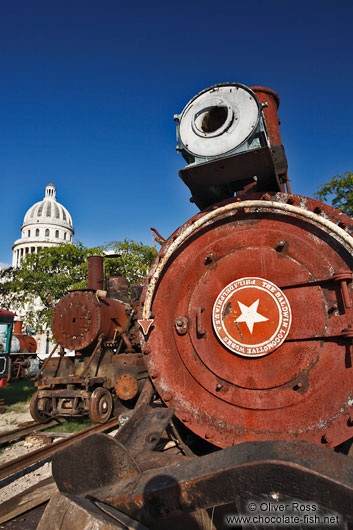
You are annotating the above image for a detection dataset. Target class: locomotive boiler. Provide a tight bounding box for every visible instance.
[31,255,148,423]
[40,83,353,529]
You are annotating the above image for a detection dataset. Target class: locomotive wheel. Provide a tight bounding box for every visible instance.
[89,387,113,424]
[30,391,52,423]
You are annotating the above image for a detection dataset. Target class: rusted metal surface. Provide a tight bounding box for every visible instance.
[141,193,353,449]
[251,86,289,192]
[51,439,353,528]
[13,321,22,334]
[52,380,174,495]
[11,320,37,354]
[35,353,147,421]
[52,290,129,352]
[10,334,37,353]
[89,387,113,423]
[87,255,105,290]
[129,283,143,304]
[38,493,147,530]
[251,86,282,145]
[115,373,139,401]
[113,379,154,444]
[35,253,147,424]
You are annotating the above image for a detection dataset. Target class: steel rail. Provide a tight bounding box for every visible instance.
[0,417,120,481]
[0,419,64,446]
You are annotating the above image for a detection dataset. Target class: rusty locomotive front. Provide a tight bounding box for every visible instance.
[38,83,353,529]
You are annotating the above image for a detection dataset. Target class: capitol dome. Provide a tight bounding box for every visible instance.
[12,183,74,268]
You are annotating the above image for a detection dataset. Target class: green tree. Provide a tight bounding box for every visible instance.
[104,239,157,283]
[314,171,353,216]
[0,239,157,330]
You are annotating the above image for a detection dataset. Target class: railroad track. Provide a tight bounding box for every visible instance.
[0,419,64,446]
[0,416,120,481]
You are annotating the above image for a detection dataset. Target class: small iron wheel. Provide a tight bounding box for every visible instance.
[30,391,52,423]
[89,387,113,424]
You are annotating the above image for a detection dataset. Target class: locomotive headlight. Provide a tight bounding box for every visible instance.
[177,83,265,163]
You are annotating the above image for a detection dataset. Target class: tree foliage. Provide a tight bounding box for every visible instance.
[104,239,157,283]
[0,239,157,330]
[314,171,353,216]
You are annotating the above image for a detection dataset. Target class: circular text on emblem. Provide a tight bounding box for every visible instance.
[212,277,292,358]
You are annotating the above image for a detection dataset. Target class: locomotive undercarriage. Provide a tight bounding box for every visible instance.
[32,349,148,423]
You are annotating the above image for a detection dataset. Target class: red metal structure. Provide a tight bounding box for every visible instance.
[12,321,37,353]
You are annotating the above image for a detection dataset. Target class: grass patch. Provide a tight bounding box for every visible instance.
[5,402,28,414]
[0,379,36,413]
[47,417,93,433]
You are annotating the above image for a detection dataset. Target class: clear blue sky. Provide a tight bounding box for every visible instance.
[1,0,353,267]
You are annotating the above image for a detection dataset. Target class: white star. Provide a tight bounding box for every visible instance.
[235,299,268,334]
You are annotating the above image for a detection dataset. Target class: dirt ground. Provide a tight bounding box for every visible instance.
[0,404,52,504]
[0,405,120,508]
[0,408,33,434]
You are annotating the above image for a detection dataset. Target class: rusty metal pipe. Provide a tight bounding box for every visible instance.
[80,335,104,378]
[251,86,282,145]
[251,86,290,192]
[87,256,104,291]
[13,321,22,334]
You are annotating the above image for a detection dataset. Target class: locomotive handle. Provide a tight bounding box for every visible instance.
[196,307,206,337]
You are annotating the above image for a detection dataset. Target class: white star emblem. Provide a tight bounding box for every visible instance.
[235,299,268,334]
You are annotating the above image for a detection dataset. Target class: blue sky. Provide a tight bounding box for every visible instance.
[1,0,353,266]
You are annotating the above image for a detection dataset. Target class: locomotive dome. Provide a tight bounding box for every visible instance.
[12,183,74,268]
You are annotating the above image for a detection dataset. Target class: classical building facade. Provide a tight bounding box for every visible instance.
[12,183,74,268]
[11,183,74,357]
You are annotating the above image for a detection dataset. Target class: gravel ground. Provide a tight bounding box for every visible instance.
[0,406,120,506]
[0,408,33,434]
[0,405,52,504]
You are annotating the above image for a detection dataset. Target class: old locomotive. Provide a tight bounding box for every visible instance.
[39,83,353,529]
[31,255,147,423]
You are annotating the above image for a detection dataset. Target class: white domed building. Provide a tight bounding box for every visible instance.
[12,183,74,267]
[11,183,74,357]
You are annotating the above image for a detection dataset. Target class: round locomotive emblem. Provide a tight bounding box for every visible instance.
[212,277,292,357]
